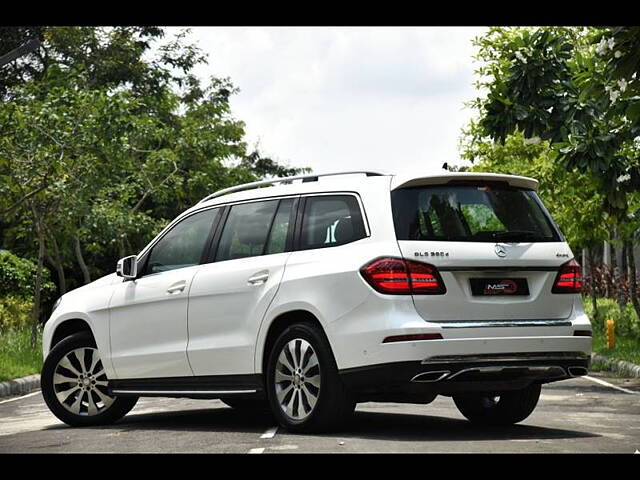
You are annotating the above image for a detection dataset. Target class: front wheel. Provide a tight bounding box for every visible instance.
[453,383,541,426]
[41,332,138,427]
[266,322,355,432]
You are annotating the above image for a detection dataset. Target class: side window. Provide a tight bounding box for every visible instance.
[145,208,219,275]
[300,195,366,250]
[215,200,280,261]
[265,198,295,255]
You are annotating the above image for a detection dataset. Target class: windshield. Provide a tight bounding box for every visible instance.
[391,183,561,243]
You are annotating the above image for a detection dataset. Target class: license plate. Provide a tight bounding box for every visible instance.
[469,278,529,296]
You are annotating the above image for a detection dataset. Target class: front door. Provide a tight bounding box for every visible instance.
[109,207,220,379]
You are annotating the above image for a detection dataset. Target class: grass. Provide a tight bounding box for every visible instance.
[0,327,43,382]
[590,326,640,366]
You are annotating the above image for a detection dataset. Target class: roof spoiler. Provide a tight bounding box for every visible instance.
[391,172,539,191]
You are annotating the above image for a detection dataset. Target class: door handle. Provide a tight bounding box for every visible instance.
[247,271,269,286]
[166,281,187,294]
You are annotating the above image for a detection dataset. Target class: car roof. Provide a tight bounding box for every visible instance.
[189,169,539,214]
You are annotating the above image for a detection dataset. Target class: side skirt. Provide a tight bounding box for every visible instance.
[109,374,264,399]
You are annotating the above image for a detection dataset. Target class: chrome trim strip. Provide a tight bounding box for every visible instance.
[440,319,572,328]
[421,352,589,365]
[410,371,451,383]
[111,389,257,395]
[446,365,566,381]
[438,266,559,272]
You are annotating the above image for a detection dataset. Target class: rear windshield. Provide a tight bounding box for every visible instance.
[391,183,561,243]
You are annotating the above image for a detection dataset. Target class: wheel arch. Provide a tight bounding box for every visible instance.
[48,318,95,353]
[258,309,334,375]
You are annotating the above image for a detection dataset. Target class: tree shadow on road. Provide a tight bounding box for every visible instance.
[42,403,599,444]
[317,409,601,443]
[44,404,275,435]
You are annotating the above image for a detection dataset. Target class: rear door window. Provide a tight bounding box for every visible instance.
[265,198,295,255]
[299,195,366,250]
[391,184,560,242]
[215,200,279,261]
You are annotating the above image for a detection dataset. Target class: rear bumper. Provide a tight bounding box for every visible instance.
[340,351,589,401]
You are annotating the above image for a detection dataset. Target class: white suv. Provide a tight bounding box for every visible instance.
[41,170,592,431]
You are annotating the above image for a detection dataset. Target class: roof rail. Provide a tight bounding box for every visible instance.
[198,171,388,204]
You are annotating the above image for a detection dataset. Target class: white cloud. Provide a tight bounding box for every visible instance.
[170,26,486,174]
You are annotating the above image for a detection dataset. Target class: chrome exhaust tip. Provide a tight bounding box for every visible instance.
[411,370,450,383]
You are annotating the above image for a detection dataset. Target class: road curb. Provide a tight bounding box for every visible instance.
[0,374,41,398]
[591,353,640,378]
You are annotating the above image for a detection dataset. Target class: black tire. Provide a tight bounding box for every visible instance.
[265,322,355,433]
[453,383,541,426]
[41,332,138,427]
[221,397,270,412]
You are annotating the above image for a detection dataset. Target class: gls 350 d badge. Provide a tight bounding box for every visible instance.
[414,251,449,258]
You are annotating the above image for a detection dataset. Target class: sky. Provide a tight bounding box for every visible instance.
[170,27,487,176]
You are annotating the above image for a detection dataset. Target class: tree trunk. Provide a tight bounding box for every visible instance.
[603,240,611,298]
[44,232,67,295]
[74,235,91,284]
[627,241,640,320]
[621,242,628,305]
[44,248,66,296]
[587,247,598,323]
[30,211,46,348]
[611,240,618,301]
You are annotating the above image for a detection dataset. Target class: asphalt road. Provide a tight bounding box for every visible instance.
[1,372,639,453]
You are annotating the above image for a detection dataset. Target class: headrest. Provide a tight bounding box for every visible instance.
[334,217,354,244]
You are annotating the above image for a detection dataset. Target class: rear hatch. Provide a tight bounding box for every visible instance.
[390,174,575,322]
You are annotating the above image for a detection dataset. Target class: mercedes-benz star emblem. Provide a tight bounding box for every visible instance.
[494,244,507,258]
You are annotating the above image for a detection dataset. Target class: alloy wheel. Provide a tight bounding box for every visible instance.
[274,339,321,420]
[53,347,114,416]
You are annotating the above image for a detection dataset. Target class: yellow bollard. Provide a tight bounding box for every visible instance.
[606,318,616,349]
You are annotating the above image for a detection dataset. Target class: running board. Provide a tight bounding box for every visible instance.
[108,373,263,397]
[111,389,257,397]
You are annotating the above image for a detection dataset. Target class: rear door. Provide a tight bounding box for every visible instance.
[186,197,297,376]
[391,180,575,322]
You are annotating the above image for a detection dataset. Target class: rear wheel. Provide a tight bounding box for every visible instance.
[266,322,355,432]
[453,383,541,426]
[41,332,138,427]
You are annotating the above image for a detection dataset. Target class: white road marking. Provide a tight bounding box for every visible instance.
[260,426,278,439]
[269,444,298,451]
[582,375,639,395]
[248,447,265,454]
[0,391,41,405]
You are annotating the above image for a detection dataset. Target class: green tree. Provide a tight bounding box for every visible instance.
[0,27,306,345]
[461,128,609,318]
[467,26,640,318]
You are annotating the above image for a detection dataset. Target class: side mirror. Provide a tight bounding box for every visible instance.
[116,255,138,280]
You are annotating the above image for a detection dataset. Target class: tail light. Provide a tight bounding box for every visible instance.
[360,257,446,295]
[552,259,583,293]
